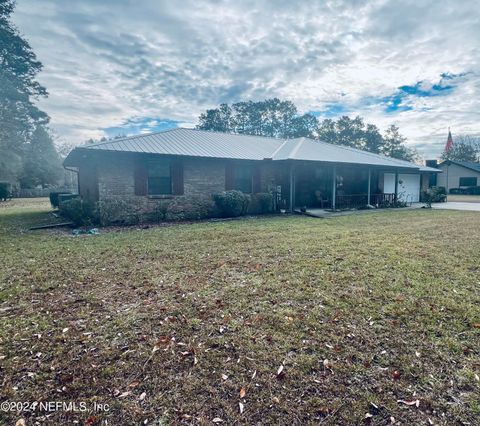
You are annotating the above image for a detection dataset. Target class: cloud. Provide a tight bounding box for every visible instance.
[12,0,480,157]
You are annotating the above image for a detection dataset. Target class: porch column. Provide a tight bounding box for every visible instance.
[332,165,337,210]
[394,170,399,201]
[289,163,295,212]
[367,169,371,205]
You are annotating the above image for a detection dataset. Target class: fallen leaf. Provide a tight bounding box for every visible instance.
[118,391,131,398]
[84,416,97,426]
[239,387,246,398]
[15,420,26,426]
[129,380,140,388]
[397,399,420,407]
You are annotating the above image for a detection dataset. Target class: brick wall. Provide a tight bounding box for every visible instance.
[183,158,225,196]
[97,156,136,199]
[95,155,226,206]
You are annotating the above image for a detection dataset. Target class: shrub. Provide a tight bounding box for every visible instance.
[95,197,142,226]
[449,188,462,194]
[165,196,217,221]
[465,186,480,195]
[59,198,96,227]
[146,200,170,223]
[248,193,273,214]
[429,186,447,202]
[213,190,250,217]
[0,182,11,201]
[49,191,72,208]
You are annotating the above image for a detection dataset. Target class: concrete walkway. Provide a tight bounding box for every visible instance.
[299,204,424,218]
[431,202,480,212]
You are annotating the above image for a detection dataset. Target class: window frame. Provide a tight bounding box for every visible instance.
[233,164,253,193]
[147,159,172,196]
[459,176,477,187]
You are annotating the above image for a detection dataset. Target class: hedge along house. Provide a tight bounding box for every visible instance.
[63,128,440,213]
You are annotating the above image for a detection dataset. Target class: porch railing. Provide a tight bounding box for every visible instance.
[334,193,395,209]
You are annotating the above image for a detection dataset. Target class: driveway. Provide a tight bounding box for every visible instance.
[432,202,480,211]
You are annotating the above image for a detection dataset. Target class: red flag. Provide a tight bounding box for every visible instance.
[445,129,454,152]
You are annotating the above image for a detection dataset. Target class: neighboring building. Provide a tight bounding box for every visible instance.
[64,128,439,212]
[436,160,480,192]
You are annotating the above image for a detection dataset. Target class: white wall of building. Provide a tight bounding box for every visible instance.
[436,163,480,190]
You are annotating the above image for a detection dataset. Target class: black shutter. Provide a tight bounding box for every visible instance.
[252,165,261,193]
[134,158,148,196]
[225,163,235,190]
[171,160,184,195]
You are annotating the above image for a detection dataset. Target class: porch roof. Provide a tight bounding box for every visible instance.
[65,128,438,172]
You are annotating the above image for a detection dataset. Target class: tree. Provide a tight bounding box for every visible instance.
[441,142,478,162]
[197,99,415,161]
[381,125,417,162]
[197,98,307,138]
[0,0,49,182]
[19,126,62,188]
[441,134,480,162]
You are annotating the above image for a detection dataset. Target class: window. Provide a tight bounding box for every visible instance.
[459,177,477,187]
[148,160,171,195]
[234,165,253,193]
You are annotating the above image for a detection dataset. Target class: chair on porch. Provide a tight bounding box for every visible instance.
[314,190,330,209]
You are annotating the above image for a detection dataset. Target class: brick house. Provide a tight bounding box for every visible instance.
[64,128,439,212]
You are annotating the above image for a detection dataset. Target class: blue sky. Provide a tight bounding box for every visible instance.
[12,0,480,157]
[102,118,181,139]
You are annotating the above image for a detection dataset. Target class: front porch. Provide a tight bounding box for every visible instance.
[277,162,402,211]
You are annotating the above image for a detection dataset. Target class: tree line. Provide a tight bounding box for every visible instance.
[197,98,417,161]
[0,0,62,189]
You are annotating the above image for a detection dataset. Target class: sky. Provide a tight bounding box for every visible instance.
[12,0,480,158]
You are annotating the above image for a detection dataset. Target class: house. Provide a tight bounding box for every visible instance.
[436,160,480,192]
[64,128,439,212]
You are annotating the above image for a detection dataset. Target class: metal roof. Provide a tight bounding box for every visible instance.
[65,128,438,171]
[439,160,480,173]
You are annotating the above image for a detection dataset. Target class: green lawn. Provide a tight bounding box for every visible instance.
[1,199,479,425]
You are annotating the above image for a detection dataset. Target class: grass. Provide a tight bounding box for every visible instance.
[447,194,480,203]
[0,198,479,425]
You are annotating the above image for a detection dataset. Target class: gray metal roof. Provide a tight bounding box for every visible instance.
[439,160,480,173]
[66,128,437,171]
